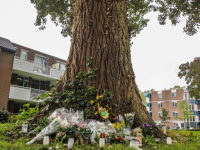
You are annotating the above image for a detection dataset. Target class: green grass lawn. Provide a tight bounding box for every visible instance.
[1,123,200,150]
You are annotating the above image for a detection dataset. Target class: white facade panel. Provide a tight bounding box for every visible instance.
[9,85,31,101]
[13,57,64,80]
[50,68,65,79]
[13,58,33,73]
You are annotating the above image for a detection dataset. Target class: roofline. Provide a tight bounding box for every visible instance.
[12,42,66,62]
[0,46,16,53]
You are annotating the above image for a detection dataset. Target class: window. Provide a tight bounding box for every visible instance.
[185,93,188,100]
[32,79,40,89]
[20,50,28,60]
[158,102,162,108]
[158,112,162,117]
[173,123,178,127]
[191,116,195,122]
[171,90,176,97]
[34,55,45,65]
[56,61,66,71]
[17,76,28,87]
[60,63,65,71]
[173,111,178,117]
[188,116,195,122]
[17,76,23,86]
[158,91,162,98]
[40,81,46,90]
[189,104,194,110]
[31,79,49,91]
[172,101,177,107]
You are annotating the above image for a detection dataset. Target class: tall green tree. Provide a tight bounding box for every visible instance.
[178,57,200,100]
[30,0,200,138]
[159,108,170,125]
[169,85,185,90]
[177,100,193,130]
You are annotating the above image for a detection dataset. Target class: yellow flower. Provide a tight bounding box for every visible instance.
[96,95,100,100]
[121,121,125,127]
[94,111,98,115]
[112,122,121,131]
[90,100,94,104]
[108,145,113,149]
[115,123,121,131]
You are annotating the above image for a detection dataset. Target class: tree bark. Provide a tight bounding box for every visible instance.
[54,0,164,138]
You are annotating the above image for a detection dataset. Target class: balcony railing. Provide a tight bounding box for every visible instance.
[30,88,47,99]
[33,62,50,75]
[13,56,65,79]
[9,84,48,101]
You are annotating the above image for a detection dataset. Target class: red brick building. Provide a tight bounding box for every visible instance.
[146,89,199,129]
[0,37,16,110]
[0,37,66,113]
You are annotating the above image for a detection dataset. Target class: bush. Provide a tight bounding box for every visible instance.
[16,103,38,122]
[0,110,10,123]
[7,114,18,123]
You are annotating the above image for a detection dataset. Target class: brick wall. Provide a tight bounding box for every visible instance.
[12,43,66,66]
[0,49,15,110]
[151,89,184,127]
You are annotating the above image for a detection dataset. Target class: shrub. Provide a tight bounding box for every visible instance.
[17,103,39,122]
[0,110,10,123]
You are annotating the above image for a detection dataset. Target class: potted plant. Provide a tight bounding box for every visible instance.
[77,126,92,145]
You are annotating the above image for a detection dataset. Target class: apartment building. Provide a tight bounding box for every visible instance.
[0,37,66,113]
[146,89,199,129]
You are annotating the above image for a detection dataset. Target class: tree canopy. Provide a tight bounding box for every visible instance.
[30,0,200,38]
[178,57,200,100]
[169,85,185,90]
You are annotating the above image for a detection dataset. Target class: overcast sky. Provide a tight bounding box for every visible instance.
[1,0,200,91]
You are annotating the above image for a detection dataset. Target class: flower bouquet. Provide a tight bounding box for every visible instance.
[124,112,135,128]
[112,114,125,132]
[26,117,69,145]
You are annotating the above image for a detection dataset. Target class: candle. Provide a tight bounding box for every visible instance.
[162,126,167,134]
[155,138,160,142]
[167,137,172,144]
[130,140,139,149]
[22,123,28,133]
[43,136,49,145]
[99,138,105,148]
[68,138,74,148]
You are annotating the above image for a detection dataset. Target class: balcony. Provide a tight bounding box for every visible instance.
[9,85,47,102]
[13,57,64,79]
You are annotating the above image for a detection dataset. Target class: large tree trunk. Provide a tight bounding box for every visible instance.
[54,0,164,138]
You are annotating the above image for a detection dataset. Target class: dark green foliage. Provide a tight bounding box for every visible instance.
[178,57,200,100]
[154,0,200,36]
[0,110,9,123]
[35,58,113,120]
[30,0,200,38]
[141,123,153,137]
[61,124,79,139]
